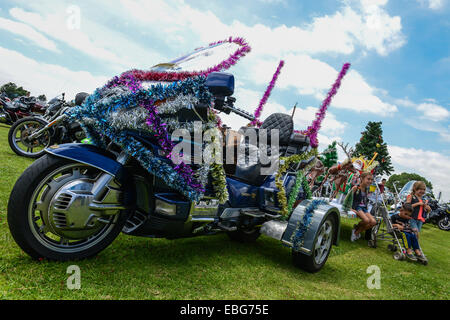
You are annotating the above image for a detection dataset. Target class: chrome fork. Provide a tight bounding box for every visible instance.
[88,152,130,213]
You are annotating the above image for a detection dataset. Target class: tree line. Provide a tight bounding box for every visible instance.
[0,82,46,101]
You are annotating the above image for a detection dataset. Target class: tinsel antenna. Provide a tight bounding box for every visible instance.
[291,102,298,118]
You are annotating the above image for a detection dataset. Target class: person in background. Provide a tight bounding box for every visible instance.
[405,181,431,238]
[378,178,386,194]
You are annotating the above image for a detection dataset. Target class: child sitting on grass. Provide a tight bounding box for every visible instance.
[391,203,427,263]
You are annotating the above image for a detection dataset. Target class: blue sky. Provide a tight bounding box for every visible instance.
[0,0,449,200]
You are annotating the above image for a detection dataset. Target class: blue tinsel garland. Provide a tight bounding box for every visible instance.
[291,199,327,251]
[68,76,223,202]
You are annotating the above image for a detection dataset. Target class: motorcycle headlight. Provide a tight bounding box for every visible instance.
[155,199,177,216]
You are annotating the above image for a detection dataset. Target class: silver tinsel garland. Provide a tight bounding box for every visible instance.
[109,107,150,131]
[157,94,200,115]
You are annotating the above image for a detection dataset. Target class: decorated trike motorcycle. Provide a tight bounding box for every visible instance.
[7,37,350,272]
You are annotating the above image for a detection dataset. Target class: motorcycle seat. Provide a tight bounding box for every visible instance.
[238,113,310,157]
[18,104,31,112]
[260,113,293,146]
[3,102,20,111]
[238,113,294,147]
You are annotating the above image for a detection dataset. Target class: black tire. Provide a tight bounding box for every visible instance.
[7,154,130,261]
[292,215,336,273]
[437,217,450,231]
[8,117,51,158]
[227,228,261,243]
[393,252,404,260]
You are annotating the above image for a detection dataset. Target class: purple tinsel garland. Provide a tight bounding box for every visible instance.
[142,98,205,191]
[105,36,251,88]
[250,60,285,127]
[299,63,351,148]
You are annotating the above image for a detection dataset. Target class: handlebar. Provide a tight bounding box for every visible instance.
[213,96,255,121]
[223,104,255,121]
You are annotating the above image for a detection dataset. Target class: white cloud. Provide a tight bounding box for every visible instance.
[394,97,417,108]
[119,0,405,57]
[0,17,60,53]
[416,102,450,121]
[8,7,164,71]
[429,0,445,9]
[394,98,450,141]
[9,8,123,66]
[248,55,398,116]
[440,131,450,142]
[353,0,405,55]
[328,69,398,115]
[0,46,108,100]
[389,145,450,201]
[405,118,450,143]
[394,97,449,121]
[417,0,446,10]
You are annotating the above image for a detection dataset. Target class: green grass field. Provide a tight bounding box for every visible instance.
[0,124,448,300]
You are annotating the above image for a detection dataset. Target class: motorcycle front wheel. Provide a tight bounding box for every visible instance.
[437,216,450,231]
[7,154,130,261]
[8,117,52,158]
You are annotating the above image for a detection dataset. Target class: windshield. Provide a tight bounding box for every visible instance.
[150,42,241,73]
[399,180,415,196]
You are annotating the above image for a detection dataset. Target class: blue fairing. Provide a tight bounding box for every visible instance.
[45,143,124,178]
[226,173,301,209]
[226,177,260,207]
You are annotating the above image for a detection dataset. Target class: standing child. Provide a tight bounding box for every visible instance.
[405,181,431,237]
[349,172,377,241]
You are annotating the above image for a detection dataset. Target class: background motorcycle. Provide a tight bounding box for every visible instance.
[0,94,46,125]
[426,199,450,231]
[7,73,339,273]
[7,92,88,158]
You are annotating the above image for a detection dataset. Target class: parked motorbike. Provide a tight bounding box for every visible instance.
[0,94,46,125]
[7,93,88,158]
[7,44,342,273]
[426,199,450,231]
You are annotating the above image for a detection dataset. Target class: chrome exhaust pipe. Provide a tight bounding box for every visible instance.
[260,220,288,241]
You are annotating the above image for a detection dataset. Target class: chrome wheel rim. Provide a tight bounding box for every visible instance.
[28,163,119,253]
[12,120,50,156]
[313,220,333,265]
[438,218,450,230]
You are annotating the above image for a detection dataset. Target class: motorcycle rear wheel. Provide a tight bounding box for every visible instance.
[292,215,336,273]
[7,154,130,261]
[8,117,52,158]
